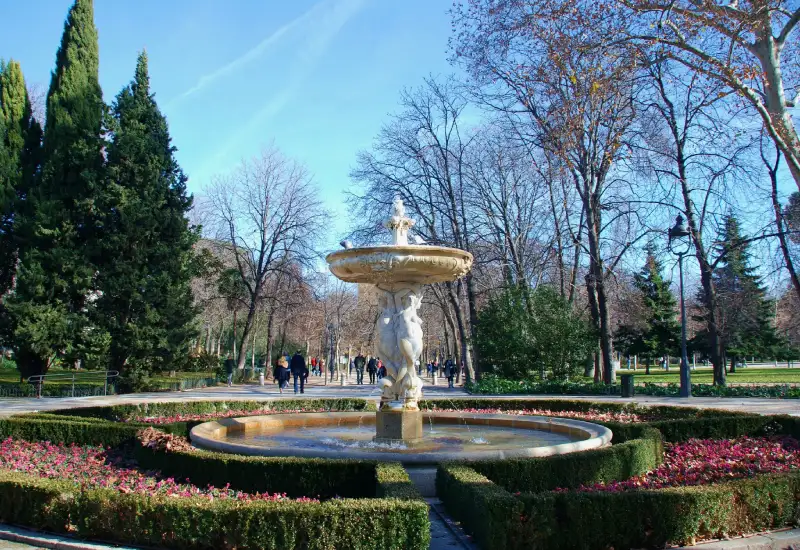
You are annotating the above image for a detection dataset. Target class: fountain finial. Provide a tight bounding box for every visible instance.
[385,197,415,246]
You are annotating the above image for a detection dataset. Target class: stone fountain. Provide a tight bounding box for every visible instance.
[189,199,613,462]
[325,198,473,443]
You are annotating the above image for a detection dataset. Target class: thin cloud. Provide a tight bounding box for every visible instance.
[170,0,361,106]
[196,0,367,177]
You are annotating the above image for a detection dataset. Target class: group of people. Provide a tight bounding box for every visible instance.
[223,350,461,393]
[349,354,385,384]
[425,356,460,387]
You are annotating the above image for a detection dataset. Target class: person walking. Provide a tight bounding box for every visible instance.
[328,358,335,381]
[290,350,307,394]
[275,357,290,393]
[367,356,377,384]
[445,356,456,388]
[310,356,317,376]
[377,359,386,380]
[354,353,366,385]
[224,353,236,387]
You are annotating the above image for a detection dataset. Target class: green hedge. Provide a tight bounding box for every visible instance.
[0,470,430,550]
[134,444,378,499]
[0,382,114,398]
[51,397,376,421]
[436,464,522,550]
[375,462,424,500]
[471,426,664,493]
[437,464,800,550]
[518,474,800,549]
[0,417,138,446]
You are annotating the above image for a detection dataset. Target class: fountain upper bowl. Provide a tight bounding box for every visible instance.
[325,245,473,285]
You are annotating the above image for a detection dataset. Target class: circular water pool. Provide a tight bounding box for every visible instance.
[190,412,612,463]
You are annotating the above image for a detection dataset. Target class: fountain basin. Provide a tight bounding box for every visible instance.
[326,245,473,285]
[190,412,612,463]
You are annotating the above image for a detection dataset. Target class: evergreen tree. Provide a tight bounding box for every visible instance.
[0,60,42,353]
[9,0,107,378]
[697,215,782,370]
[97,51,199,377]
[615,247,680,373]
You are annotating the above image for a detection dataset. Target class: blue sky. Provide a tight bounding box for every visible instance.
[0,0,459,243]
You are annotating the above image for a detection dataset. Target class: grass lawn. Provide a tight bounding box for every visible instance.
[604,367,800,385]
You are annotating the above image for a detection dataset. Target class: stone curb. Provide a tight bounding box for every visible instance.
[680,529,800,549]
[0,525,137,550]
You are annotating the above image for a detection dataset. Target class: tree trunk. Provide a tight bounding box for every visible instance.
[236,302,257,369]
[446,282,475,383]
[768,151,800,301]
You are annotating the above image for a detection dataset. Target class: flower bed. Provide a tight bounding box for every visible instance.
[571,436,800,493]
[128,407,330,424]
[0,437,316,502]
[434,406,648,423]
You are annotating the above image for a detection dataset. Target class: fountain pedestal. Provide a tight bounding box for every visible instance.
[375,409,423,444]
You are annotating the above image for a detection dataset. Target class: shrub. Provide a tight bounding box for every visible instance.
[437,465,800,550]
[436,464,522,550]
[475,287,595,380]
[375,462,424,500]
[0,470,431,550]
[517,474,800,549]
[134,443,378,499]
[0,417,138,446]
[0,382,115,398]
[471,427,663,493]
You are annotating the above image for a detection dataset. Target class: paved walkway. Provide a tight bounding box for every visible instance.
[3,378,800,417]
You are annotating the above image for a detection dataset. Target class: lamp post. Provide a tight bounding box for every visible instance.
[668,215,693,398]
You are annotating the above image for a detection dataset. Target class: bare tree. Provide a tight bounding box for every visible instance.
[618,0,800,191]
[206,147,326,369]
[452,0,645,383]
[349,77,481,382]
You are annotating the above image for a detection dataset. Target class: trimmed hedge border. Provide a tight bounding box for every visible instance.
[436,464,522,550]
[437,463,800,550]
[517,473,800,549]
[376,462,425,500]
[0,470,431,550]
[134,443,379,499]
[471,426,664,493]
[0,417,139,446]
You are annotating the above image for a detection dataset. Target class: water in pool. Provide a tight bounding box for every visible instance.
[224,423,579,454]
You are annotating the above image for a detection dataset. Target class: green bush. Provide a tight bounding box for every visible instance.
[466,374,800,399]
[517,474,800,549]
[134,444,378,499]
[437,465,800,550]
[0,382,115,397]
[0,417,138,446]
[471,427,664,493]
[436,464,522,550]
[375,462,424,500]
[0,470,430,550]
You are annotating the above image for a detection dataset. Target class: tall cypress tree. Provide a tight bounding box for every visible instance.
[97,51,198,376]
[0,60,41,295]
[0,60,42,355]
[10,0,106,377]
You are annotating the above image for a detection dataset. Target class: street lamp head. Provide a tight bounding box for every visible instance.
[668,215,690,239]
[668,214,692,256]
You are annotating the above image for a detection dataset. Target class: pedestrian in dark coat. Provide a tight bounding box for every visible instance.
[354,354,366,385]
[290,351,307,394]
[367,357,377,384]
[445,357,456,388]
[275,357,290,393]
[224,354,236,387]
